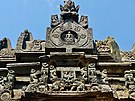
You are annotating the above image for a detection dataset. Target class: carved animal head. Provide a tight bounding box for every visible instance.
[80,16,88,28]
[51,15,59,27]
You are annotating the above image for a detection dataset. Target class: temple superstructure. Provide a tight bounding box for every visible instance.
[0,0,135,101]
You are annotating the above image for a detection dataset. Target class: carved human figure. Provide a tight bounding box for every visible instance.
[39,63,48,84]
[63,71,74,83]
[52,80,65,91]
[50,65,58,83]
[64,31,75,45]
[5,70,15,89]
[77,80,85,91]
[81,67,87,81]
[88,63,97,84]
[32,40,42,50]
[30,69,40,84]
[124,70,134,87]
[100,69,108,84]
[70,79,85,91]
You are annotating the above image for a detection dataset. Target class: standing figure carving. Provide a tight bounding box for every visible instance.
[88,63,97,84]
[49,65,58,83]
[30,69,40,84]
[124,70,134,87]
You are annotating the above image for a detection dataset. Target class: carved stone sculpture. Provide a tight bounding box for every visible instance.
[80,16,88,28]
[16,29,33,50]
[45,0,94,54]
[60,0,79,22]
[24,63,49,94]
[1,0,135,101]
[52,80,65,91]
[121,51,135,61]
[0,38,15,57]
[26,40,45,51]
[51,15,59,28]
[70,79,85,91]
[0,70,15,101]
[88,63,97,84]
[124,70,134,87]
[0,38,11,50]
[49,65,58,83]
[30,69,40,84]
[95,36,121,61]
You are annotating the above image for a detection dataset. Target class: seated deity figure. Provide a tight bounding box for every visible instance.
[64,31,75,45]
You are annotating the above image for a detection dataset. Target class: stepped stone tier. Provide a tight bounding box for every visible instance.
[0,0,135,101]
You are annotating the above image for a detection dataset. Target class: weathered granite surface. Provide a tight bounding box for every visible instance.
[0,0,135,101]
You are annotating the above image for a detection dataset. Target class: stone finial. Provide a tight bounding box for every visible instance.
[60,0,79,13]
[60,0,79,22]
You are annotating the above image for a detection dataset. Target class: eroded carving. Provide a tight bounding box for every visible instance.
[95,36,121,61]
[121,51,135,61]
[124,70,134,87]
[24,63,49,94]
[51,15,59,28]
[0,38,15,57]
[16,29,33,50]
[80,16,88,28]
[0,70,15,101]
[60,0,79,22]
[26,40,45,51]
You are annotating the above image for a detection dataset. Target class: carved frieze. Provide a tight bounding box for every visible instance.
[24,63,49,93]
[0,70,15,101]
[0,0,135,101]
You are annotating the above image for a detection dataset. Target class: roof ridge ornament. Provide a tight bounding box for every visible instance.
[60,0,79,13]
[60,0,80,22]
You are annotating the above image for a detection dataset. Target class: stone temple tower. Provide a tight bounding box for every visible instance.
[0,0,135,101]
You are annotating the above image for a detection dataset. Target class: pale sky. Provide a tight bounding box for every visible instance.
[0,0,135,51]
